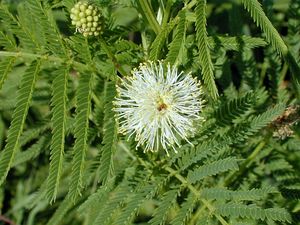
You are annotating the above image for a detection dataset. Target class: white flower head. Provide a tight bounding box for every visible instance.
[114,61,204,155]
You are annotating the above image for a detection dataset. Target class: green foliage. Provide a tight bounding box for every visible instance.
[195,0,218,99]
[0,57,15,90]
[97,81,118,184]
[170,193,197,225]
[0,60,40,184]
[166,10,186,65]
[93,182,132,225]
[202,186,278,201]
[25,0,67,56]
[46,66,69,203]
[187,157,240,184]
[214,91,255,127]
[0,0,299,224]
[216,202,291,223]
[69,72,93,201]
[241,0,288,55]
[112,183,156,225]
[149,20,176,61]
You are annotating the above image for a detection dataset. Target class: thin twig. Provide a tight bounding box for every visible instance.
[0,215,16,225]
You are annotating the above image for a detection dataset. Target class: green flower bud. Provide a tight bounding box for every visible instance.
[79,4,86,11]
[87,16,93,22]
[85,9,92,16]
[92,22,98,27]
[70,1,103,37]
[76,21,81,27]
[79,12,85,18]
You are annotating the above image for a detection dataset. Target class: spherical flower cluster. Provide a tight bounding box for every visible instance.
[114,61,204,155]
[70,1,102,37]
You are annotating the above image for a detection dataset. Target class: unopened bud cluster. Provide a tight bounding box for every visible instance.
[70,1,102,37]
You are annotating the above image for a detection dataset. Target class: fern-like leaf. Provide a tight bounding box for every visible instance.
[0,5,39,50]
[202,186,278,201]
[69,72,93,201]
[78,178,115,214]
[208,36,267,51]
[227,103,286,144]
[187,157,240,184]
[25,0,67,56]
[241,0,288,55]
[149,20,176,61]
[0,31,16,50]
[0,57,15,90]
[13,136,48,167]
[149,189,180,225]
[0,60,40,185]
[214,91,254,127]
[149,27,168,60]
[250,103,286,131]
[94,182,132,225]
[46,195,75,225]
[216,202,291,223]
[195,0,218,99]
[166,10,186,65]
[112,183,157,225]
[98,81,117,183]
[46,66,69,203]
[66,35,92,63]
[170,193,197,225]
[280,187,300,200]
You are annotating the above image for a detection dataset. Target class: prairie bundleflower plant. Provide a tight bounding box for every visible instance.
[114,61,204,155]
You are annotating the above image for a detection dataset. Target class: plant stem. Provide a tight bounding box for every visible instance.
[224,141,266,186]
[0,215,16,225]
[187,0,197,9]
[279,62,288,85]
[164,166,229,225]
[0,50,88,71]
[138,0,161,34]
[161,0,172,27]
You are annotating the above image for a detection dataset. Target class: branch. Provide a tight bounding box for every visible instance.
[138,0,161,34]
[0,215,16,225]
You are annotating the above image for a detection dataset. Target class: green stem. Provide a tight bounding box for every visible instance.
[187,0,197,9]
[99,38,128,78]
[161,0,172,27]
[0,50,88,71]
[164,166,229,225]
[138,0,161,34]
[259,61,268,87]
[279,62,288,85]
[224,141,266,186]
